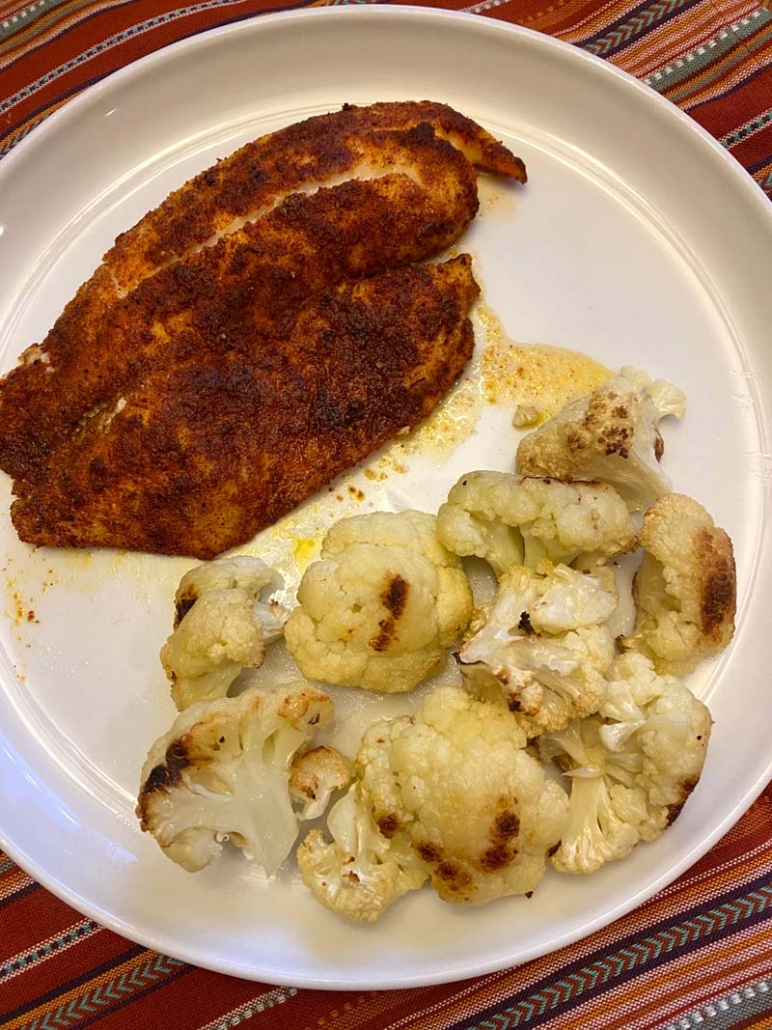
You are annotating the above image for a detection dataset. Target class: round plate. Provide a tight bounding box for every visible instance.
[1,5,771,989]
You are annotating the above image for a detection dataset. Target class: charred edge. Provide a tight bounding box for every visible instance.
[517,611,534,635]
[377,813,401,839]
[174,591,199,627]
[697,529,737,638]
[492,810,520,841]
[414,841,442,864]
[654,428,664,462]
[666,781,697,826]
[369,617,395,653]
[596,423,632,459]
[137,739,193,825]
[480,844,515,872]
[381,574,409,619]
[435,861,473,891]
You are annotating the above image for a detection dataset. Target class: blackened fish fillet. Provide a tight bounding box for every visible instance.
[0,110,524,480]
[12,256,480,559]
[105,100,526,294]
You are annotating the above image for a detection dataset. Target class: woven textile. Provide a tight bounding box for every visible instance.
[1,0,772,1027]
[2,786,772,1028]
[2,0,772,194]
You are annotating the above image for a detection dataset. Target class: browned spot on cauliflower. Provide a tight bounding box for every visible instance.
[622,493,736,676]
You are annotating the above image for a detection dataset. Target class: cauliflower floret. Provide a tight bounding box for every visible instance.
[298,687,568,919]
[539,651,712,874]
[516,367,686,510]
[136,681,336,875]
[284,510,473,693]
[289,746,351,821]
[161,556,287,710]
[459,563,617,736]
[437,471,636,577]
[621,493,736,676]
[297,781,429,923]
[384,686,568,905]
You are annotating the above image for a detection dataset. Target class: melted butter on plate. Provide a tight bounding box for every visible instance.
[476,304,613,422]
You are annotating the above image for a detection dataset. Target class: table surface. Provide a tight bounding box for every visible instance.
[1,0,772,1027]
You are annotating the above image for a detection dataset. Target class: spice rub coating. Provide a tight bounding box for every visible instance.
[107,100,526,293]
[0,118,505,481]
[12,256,480,559]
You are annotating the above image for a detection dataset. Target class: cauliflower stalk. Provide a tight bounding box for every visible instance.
[539,651,712,874]
[516,367,686,510]
[284,510,473,693]
[161,556,287,710]
[137,681,343,875]
[438,471,636,577]
[622,493,736,676]
[459,563,618,737]
[298,686,568,920]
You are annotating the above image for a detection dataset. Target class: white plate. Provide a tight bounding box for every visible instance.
[1,6,771,990]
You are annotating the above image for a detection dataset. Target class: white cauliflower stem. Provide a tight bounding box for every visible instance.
[137,681,337,875]
[539,651,712,874]
[437,471,636,576]
[298,686,568,920]
[622,493,736,676]
[460,563,617,737]
[284,510,473,693]
[516,367,686,510]
[161,556,287,710]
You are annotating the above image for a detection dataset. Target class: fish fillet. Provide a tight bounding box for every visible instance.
[0,105,524,480]
[12,256,480,559]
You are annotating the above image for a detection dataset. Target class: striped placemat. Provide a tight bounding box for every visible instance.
[1,0,771,1027]
[1,0,772,197]
[2,783,771,1028]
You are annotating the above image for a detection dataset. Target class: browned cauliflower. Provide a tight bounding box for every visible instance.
[621,493,736,676]
[516,367,686,510]
[437,471,636,576]
[136,682,339,875]
[284,510,473,693]
[289,746,351,821]
[297,686,568,920]
[459,562,618,737]
[539,651,712,874]
[161,556,287,710]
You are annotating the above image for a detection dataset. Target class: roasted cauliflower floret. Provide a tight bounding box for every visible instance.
[289,746,351,821]
[621,493,736,676]
[516,367,686,510]
[459,563,617,737]
[437,471,636,577]
[161,556,287,710]
[297,780,429,923]
[383,686,569,905]
[136,681,336,875]
[539,651,712,874]
[299,686,568,920]
[284,510,473,693]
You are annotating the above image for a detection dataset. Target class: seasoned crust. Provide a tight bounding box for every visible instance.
[12,257,479,558]
[0,103,524,483]
[109,100,526,291]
